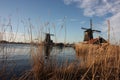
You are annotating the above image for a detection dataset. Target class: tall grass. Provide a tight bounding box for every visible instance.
[75,43,120,80]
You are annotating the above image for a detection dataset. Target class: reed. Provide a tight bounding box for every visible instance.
[75,43,120,80]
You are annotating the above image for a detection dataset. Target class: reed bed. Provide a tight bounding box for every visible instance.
[17,42,120,80]
[75,43,120,80]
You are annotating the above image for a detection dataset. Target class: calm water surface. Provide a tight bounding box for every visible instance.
[0,43,84,78]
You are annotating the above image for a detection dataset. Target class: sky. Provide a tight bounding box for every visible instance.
[0,0,120,43]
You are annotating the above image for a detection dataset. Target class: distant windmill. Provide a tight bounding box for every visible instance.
[81,19,101,41]
[44,33,54,45]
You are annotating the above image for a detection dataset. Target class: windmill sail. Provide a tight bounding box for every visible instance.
[92,30,101,33]
[90,19,92,29]
[81,27,88,30]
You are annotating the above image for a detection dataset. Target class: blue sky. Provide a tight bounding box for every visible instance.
[0,0,120,43]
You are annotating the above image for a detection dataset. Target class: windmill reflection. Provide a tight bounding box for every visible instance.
[44,33,54,59]
[44,45,52,59]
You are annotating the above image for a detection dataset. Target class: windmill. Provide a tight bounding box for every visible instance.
[43,25,54,45]
[44,33,54,45]
[81,19,101,41]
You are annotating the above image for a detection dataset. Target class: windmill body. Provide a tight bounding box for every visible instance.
[84,29,93,41]
[44,33,54,45]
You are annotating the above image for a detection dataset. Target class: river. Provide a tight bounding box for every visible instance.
[0,43,85,79]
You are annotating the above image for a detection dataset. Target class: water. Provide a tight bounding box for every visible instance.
[0,43,81,79]
[0,44,30,78]
[49,47,77,63]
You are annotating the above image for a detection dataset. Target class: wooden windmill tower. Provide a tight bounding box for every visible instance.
[44,33,54,45]
[81,19,101,41]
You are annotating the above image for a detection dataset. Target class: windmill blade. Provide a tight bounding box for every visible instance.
[90,19,92,29]
[81,27,88,30]
[43,32,54,36]
[42,32,47,34]
[92,30,101,33]
[50,34,54,36]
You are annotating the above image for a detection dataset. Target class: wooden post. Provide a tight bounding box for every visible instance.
[107,20,110,43]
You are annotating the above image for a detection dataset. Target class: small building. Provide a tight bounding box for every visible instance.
[87,37,107,44]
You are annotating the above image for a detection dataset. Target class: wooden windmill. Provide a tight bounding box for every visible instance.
[44,33,54,45]
[81,19,101,41]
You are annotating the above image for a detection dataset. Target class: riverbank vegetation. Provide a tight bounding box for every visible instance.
[17,43,120,80]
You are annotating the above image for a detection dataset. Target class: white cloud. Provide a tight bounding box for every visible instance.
[109,12,120,33]
[99,12,120,43]
[108,12,120,42]
[63,0,120,16]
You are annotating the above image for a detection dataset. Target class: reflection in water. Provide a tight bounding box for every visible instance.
[43,33,54,59]
[0,43,90,78]
[0,44,32,79]
[57,46,64,52]
[44,45,53,59]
